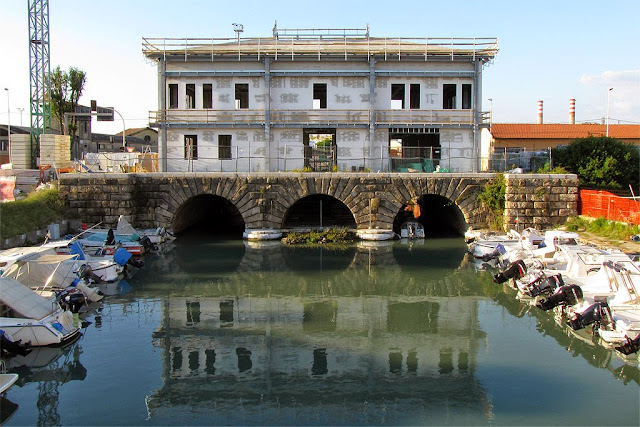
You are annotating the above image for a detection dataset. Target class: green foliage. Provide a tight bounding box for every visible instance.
[564,216,640,241]
[291,166,313,172]
[536,163,569,174]
[283,228,356,245]
[477,173,506,229]
[0,189,71,240]
[50,66,87,137]
[552,137,639,189]
[315,138,333,148]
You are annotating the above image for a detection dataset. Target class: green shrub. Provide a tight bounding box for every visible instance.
[0,189,70,240]
[552,136,639,189]
[564,216,640,241]
[283,227,356,245]
[477,173,506,230]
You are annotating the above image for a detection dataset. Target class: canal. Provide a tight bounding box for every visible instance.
[2,235,639,425]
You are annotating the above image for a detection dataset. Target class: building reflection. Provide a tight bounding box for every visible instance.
[148,293,493,423]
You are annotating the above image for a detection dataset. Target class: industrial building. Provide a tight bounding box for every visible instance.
[143,24,498,173]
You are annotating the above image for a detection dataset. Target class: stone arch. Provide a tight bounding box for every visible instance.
[282,194,357,229]
[154,176,260,234]
[172,194,245,235]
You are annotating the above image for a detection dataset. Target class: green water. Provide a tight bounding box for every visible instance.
[3,237,638,426]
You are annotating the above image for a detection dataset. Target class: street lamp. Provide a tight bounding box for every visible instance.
[4,88,9,156]
[17,107,24,126]
[606,87,613,137]
[487,98,493,129]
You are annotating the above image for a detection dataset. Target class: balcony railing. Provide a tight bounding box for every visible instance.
[150,109,488,126]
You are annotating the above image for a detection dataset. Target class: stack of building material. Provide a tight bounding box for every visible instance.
[40,134,72,169]
[8,134,32,170]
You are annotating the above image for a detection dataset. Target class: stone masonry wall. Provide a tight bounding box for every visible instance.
[58,173,579,233]
[504,173,579,230]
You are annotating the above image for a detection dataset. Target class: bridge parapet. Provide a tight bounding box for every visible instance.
[58,172,578,234]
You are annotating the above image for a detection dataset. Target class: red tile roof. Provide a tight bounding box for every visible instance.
[115,127,156,137]
[490,124,640,139]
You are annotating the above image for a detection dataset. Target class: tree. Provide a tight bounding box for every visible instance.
[49,66,87,138]
[552,136,639,190]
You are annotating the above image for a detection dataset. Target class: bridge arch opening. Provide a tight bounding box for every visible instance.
[282,194,356,229]
[172,194,245,237]
[393,194,467,237]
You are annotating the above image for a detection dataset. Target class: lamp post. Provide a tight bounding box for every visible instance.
[606,87,613,137]
[17,107,24,126]
[487,98,493,130]
[4,88,9,155]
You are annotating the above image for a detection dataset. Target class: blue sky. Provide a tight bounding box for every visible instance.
[1,0,638,134]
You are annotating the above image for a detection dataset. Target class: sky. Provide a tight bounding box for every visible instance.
[1,0,639,135]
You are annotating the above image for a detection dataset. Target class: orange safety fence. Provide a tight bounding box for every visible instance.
[579,189,640,224]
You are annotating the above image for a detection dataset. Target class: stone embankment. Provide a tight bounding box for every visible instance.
[1,219,83,249]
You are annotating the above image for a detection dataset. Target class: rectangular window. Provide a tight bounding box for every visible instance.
[313,83,327,109]
[462,84,472,109]
[186,84,196,109]
[219,135,232,159]
[235,84,249,109]
[410,84,420,109]
[391,84,405,110]
[184,135,198,160]
[443,84,457,109]
[203,84,213,109]
[169,84,178,109]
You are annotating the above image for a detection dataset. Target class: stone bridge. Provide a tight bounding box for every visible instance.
[58,172,579,235]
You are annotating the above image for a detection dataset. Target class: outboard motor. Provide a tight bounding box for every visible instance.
[481,243,506,262]
[615,334,640,355]
[114,247,144,269]
[524,274,564,298]
[0,329,31,357]
[536,284,583,311]
[105,228,116,246]
[78,264,103,284]
[493,260,527,284]
[57,289,87,313]
[567,301,613,331]
[139,236,158,252]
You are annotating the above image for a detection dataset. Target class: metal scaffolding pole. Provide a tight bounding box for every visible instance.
[29,0,52,168]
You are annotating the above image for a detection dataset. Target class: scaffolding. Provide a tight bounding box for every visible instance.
[28,0,52,168]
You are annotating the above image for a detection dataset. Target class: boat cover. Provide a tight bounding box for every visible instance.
[2,253,78,289]
[0,277,57,320]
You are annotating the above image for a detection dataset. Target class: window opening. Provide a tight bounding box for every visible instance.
[443,84,456,109]
[313,83,327,109]
[219,134,232,159]
[186,84,196,109]
[184,135,198,160]
[203,84,213,109]
[303,129,336,171]
[391,84,405,110]
[462,84,472,109]
[410,84,420,109]
[235,83,249,109]
[169,83,178,109]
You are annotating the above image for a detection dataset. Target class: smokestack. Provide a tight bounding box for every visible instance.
[537,100,543,124]
[569,99,576,124]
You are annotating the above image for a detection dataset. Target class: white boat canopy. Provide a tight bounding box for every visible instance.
[0,277,58,320]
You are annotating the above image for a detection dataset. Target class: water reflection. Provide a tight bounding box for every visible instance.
[4,341,87,426]
[488,279,640,386]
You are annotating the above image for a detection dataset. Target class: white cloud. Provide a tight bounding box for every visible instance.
[579,70,640,123]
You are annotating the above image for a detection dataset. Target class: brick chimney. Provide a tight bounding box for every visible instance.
[569,99,576,124]
[537,100,543,124]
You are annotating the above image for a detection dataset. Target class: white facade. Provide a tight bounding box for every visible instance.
[144,31,497,173]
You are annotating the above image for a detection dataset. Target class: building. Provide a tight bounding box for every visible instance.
[143,24,498,173]
[484,123,640,172]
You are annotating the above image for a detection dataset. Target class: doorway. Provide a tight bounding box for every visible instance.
[303,128,336,172]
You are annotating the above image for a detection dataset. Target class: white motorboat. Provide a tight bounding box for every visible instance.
[400,221,425,239]
[243,229,283,241]
[356,229,396,241]
[0,277,81,347]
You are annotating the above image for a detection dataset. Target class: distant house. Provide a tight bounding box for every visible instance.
[482,123,640,172]
[114,127,158,152]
